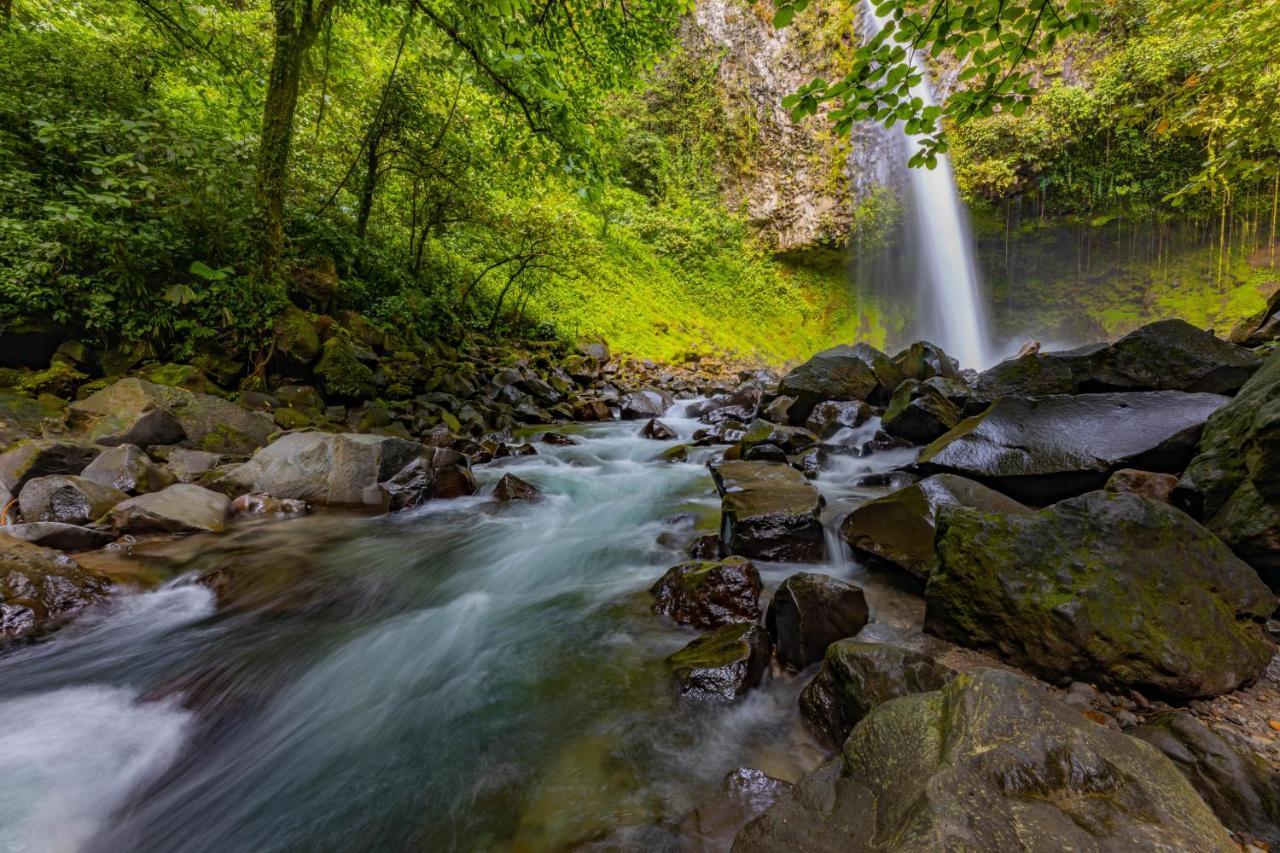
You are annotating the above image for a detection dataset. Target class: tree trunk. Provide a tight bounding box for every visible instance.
[354,127,382,240]
[2,0,13,26]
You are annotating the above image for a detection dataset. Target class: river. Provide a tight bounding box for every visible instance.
[0,402,920,852]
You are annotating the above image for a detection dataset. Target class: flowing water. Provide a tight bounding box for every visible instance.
[0,404,921,852]
[855,3,993,369]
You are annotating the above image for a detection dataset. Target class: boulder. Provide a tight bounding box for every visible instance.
[619,389,675,420]
[109,483,233,535]
[1104,468,1179,503]
[379,448,476,510]
[0,439,100,493]
[799,640,954,748]
[667,622,772,702]
[80,444,175,494]
[778,344,899,424]
[70,379,273,453]
[571,399,613,421]
[734,668,1236,852]
[803,400,870,438]
[839,474,1031,580]
[0,533,109,642]
[314,336,376,401]
[1228,285,1280,347]
[685,534,724,560]
[492,473,539,502]
[273,305,322,369]
[926,491,1276,699]
[1176,350,1280,587]
[649,556,762,628]
[639,419,676,440]
[163,449,224,483]
[17,474,124,525]
[881,379,961,445]
[968,348,1084,409]
[892,341,962,383]
[709,461,825,562]
[765,572,869,670]
[916,391,1229,504]
[739,419,817,456]
[1093,319,1260,395]
[0,522,115,551]
[1131,712,1280,847]
[0,392,67,447]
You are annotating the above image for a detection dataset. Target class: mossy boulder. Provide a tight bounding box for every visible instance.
[735,668,1236,852]
[0,361,87,398]
[0,392,67,447]
[925,491,1276,699]
[739,418,817,456]
[649,555,762,628]
[667,622,772,702]
[710,461,824,562]
[273,305,323,369]
[1094,319,1260,395]
[839,474,1031,580]
[881,379,961,445]
[891,341,962,383]
[0,439,100,493]
[778,344,899,423]
[0,532,109,643]
[314,336,376,402]
[1176,349,1280,587]
[136,362,216,394]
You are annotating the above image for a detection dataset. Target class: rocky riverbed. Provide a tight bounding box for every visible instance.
[1,312,1279,851]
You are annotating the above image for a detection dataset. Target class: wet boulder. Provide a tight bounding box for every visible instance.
[109,483,233,535]
[80,444,175,495]
[492,473,539,502]
[968,349,1085,410]
[881,379,961,445]
[619,388,675,420]
[163,449,223,483]
[892,341,962,383]
[0,522,115,551]
[685,534,724,560]
[926,491,1276,699]
[0,439,100,493]
[639,419,676,440]
[839,474,1031,581]
[649,556,762,628]
[380,448,476,510]
[0,532,109,643]
[734,668,1236,853]
[778,344,900,423]
[1228,285,1280,346]
[1175,350,1280,587]
[1104,468,1179,503]
[667,622,772,702]
[799,640,954,748]
[710,461,825,562]
[765,572,869,670]
[739,419,817,457]
[1131,712,1280,847]
[916,391,1229,504]
[803,400,870,439]
[17,475,125,525]
[690,382,762,425]
[1092,319,1261,395]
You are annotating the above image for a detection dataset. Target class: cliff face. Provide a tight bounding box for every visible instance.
[684,0,855,251]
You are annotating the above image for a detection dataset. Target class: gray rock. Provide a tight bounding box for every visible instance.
[1,532,109,642]
[0,522,115,552]
[881,379,961,445]
[80,444,176,494]
[109,483,233,534]
[0,439,100,493]
[779,344,900,423]
[620,389,675,420]
[17,475,126,525]
[163,449,224,483]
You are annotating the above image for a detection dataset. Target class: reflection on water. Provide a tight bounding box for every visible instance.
[0,404,918,852]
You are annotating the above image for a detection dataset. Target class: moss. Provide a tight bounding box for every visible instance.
[272,407,313,430]
[314,336,375,401]
[137,362,212,394]
[273,305,321,366]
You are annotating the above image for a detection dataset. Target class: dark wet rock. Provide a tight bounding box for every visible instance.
[572,399,613,421]
[734,668,1236,853]
[619,389,675,420]
[109,483,233,534]
[0,532,109,642]
[220,432,429,509]
[274,383,325,413]
[639,419,676,440]
[492,473,539,502]
[722,768,792,817]
[1131,712,1280,847]
[778,344,900,423]
[856,430,914,457]
[1229,286,1280,347]
[540,432,578,446]
[17,475,126,525]
[70,378,273,453]
[761,395,795,424]
[690,383,763,424]
[1105,468,1179,503]
[0,522,115,552]
[381,449,476,510]
[660,444,689,463]
[686,534,724,560]
[80,444,175,495]
[892,341,962,383]
[0,439,100,493]
[968,348,1084,409]
[804,400,871,438]
[839,474,1031,581]
[851,470,919,489]
[668,622,771,702]
[765,572,869,670]
[650,556,762,628]
[740,419,817,456]
[709,461,824,562]
[163,449,223,483]
[881,379,961,445]
[743,443,788,463]
[1094,319,1261,395]
[799,640,954,748]
[916,391,1229,504]
[926,491,1276,699]
[1176,350,1280,587]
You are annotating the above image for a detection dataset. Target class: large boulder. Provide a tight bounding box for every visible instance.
[892,341,962,383]
[314,336,376,401]
[1094,319,1261,395]
[667,622,772,702]
[380,449,476,509]
[109,483,233,534]
[0,522,115,551]
[738,419,817,456]
[880,379,961,445]
[70,378,273,453]
[1131,712,1280,847]
[916,391,1229,504]
[0,533,109,643]
[0,439,100,493]
[926,491,1276,699]
[799,640,954,749]
[221,432,435,509]
[709,461,824,562]
[764,572,868,670]
[80,444,175,494]
[803,400,870,438]
[619,389,675,420]
[839,474,1031,580]
[650,556,762,628]
[1176,349,1280,587]
[17,475,125,525]
[734,669,1236,852]
[778,344,900,423]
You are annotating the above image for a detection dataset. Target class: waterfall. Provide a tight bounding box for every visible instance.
[855,4,992,369]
